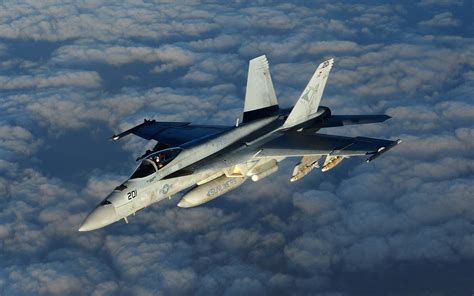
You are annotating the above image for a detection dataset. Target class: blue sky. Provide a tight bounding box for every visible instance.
[0,1,473,295]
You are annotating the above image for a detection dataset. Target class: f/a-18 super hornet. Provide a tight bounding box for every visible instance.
[79,56,401,231]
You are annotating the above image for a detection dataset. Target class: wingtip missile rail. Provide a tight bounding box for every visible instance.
[366,139,402,163]
[110,119,157,141]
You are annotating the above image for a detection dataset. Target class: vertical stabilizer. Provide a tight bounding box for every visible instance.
[243,55,279,122]
[283,58,334,128]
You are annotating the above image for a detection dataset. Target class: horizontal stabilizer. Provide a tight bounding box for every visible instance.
[318,115,391,128]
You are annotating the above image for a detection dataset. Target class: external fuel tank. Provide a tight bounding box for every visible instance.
[177,175,246,208]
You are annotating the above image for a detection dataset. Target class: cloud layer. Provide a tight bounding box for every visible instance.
[0,1,473,295]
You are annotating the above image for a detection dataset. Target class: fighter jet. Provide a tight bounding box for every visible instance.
[79,56,401,231]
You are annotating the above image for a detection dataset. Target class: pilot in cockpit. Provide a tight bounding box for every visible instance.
[153,155,164,169]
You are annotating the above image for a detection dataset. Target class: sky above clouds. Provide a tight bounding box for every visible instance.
[0,1,473,295]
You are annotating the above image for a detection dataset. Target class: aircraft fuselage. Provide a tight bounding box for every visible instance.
[79,112,296,231]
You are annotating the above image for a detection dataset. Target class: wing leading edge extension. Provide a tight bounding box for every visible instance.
[255,132,400,162]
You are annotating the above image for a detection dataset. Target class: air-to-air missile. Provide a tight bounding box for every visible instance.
[321,156,345,172]
[290,156,321,182]
[177,175,246,208]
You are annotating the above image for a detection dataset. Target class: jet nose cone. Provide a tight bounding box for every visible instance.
[78,205,117,232]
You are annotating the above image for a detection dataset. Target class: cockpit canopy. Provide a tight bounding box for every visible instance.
[130,147,182,179]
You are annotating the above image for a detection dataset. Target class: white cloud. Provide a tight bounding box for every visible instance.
[53,44,196,70]
[0,71,101,90]
[0,125,41,155]
[0,2,218,42]
[417,0,463,6]
[419,12,461,28]
[189,35,241,51]
[0,42,6,56]
[0,1,473,295]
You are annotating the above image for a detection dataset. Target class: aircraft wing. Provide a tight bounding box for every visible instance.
[255,132,400,162]
[111,120,230,146]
